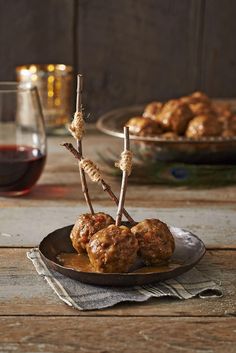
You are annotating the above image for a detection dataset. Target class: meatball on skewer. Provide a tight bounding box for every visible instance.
[67,75,116,255]
[65,75,134,257]
[70,212,115,253]
[86,224,138,273]
[131,219,175,265]
[87,127,138,273]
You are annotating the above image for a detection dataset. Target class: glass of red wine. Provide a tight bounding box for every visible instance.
[0,82,46,196]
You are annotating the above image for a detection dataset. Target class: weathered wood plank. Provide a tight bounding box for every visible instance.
[0,206,235,247]
[0,316,235,353]
[201,0,236,96]
[32,131,236,206]
[0,0,74,80]
[77,0,201,119]
[1,133,236,208]
[0,249,235,316]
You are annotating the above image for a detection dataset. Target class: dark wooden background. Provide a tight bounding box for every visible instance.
[0,0,236,120]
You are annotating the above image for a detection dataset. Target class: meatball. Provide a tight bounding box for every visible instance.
[189,102,215,117]
[126,116,162,136]
[156,100,193,134]
[181,91,210,105]
[214,104,234,130]
[221,115,236,137]
[203,102,235,136]
[185,115,222,138]
[229,116,236,133]
[70,213,114,253]
[143,101,164,120]
[213,103,232,121]
[222,129,236,138]
[87,225,138,273]
[131,219,175,265]
[190,91,210,103]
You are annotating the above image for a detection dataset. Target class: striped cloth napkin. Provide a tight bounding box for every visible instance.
[27,248,222,311]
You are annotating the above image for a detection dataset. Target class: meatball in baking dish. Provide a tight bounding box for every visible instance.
[87,225,138,273]
[126,116,162,137]
[131,219,175,265]
[189,102,215,117]
[185,115,222,139]
[155,100,193,135]
[143,101,164,120]
[221,115,236,137]
[181,91,210,105]
[70,213,114,254]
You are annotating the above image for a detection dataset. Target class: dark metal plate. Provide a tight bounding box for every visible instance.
[39,224,206,286]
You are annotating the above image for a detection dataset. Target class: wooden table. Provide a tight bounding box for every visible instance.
[0,130,236,353]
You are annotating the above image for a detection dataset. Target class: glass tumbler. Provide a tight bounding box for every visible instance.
[0,82,47,196]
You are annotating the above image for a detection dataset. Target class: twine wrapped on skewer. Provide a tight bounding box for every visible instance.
[79,159,102,182]
[62,142,135,225]
[68,111,85,140]
[115,150,133,176]
[67,74,94,214]
[115,127,132,226]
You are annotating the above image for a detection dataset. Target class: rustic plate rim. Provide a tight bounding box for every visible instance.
[38,224,206,282]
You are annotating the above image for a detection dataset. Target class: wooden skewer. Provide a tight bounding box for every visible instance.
[62,142,136,225]
[116,127,130,226]
[100,180,135,225]
[75,74,94,214]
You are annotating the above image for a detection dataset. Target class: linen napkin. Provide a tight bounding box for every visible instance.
[27,248,222,311]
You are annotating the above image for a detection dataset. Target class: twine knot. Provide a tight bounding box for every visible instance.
[79,159,102,182]
[68,111,85,140]
[115,150,133,176]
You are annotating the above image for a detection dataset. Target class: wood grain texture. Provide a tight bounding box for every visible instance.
[0,0,74,80]
[77,0,202,119]
[0,316,235,353]
[0,206,236,247]
[201,0,236,96]
[1,133,236,208]
[0,0,236,114]
[0,249,235,316]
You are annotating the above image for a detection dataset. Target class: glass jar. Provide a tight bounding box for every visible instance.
[16,64,73,134]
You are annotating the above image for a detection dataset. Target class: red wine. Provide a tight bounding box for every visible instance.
[0,145,46,194]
